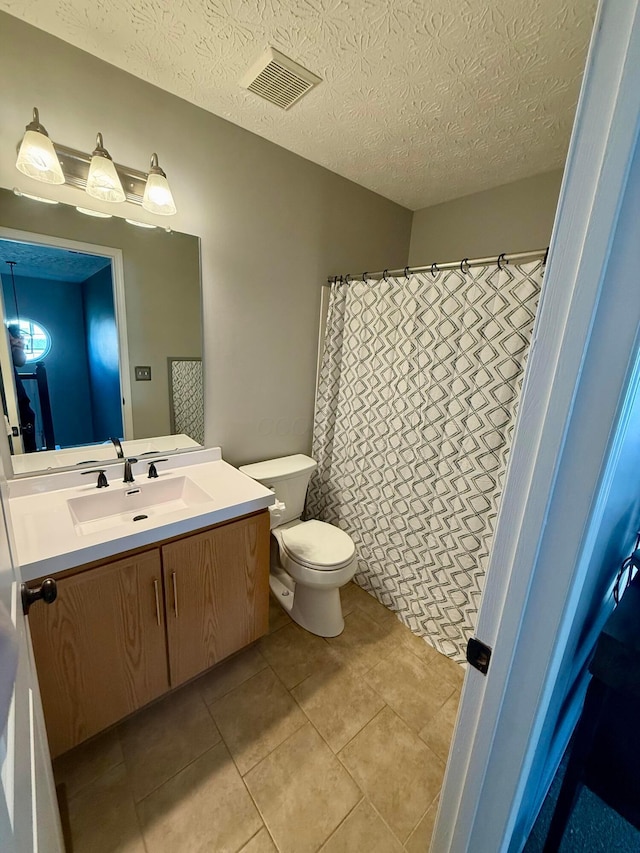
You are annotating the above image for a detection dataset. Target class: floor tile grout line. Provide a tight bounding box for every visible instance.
[334,703,389,776]
[194,646,270,708]
[404,787,442,849]
[235,709,308,781]
[238,713,316,781]
[118,687,224,806]
[362,673,457,738]
[117,752,154,853]
[237,821,276,853]
[200,674,271,712]
[367,795,408,849]
[61,756,126,806]
[131,740,222,809]
[263,653,319,695]
[238,717,366,852]
[334,701,447,845]
[291,679,386,762]
[236,751,281,852]
[281,651,390,757]
[315,796,366,852]
[400,638,467,685]
[212,664,308,780]
[53,721,127,799]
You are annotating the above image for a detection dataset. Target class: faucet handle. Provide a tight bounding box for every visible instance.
[82,469,109,488]
[147,459,168,479]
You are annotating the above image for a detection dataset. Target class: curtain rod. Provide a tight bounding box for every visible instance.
[326,248,548,285]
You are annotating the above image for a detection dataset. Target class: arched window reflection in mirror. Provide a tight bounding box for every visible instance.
[7,317,51,362]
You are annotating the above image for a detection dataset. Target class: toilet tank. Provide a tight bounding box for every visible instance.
[239,454,317,525]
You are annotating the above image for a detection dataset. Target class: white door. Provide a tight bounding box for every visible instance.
[0,449,63,852]
[434,0,640,850]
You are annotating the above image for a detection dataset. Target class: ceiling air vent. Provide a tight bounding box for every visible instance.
[239,47,321,110]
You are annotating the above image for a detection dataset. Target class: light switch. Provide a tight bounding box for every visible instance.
[135,366,152,381]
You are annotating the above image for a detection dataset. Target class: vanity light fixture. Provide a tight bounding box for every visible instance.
[14,108,178,216]
[142,153,177,216]
[13,187,59,205]
[85,133,126,203]
[76,206,112,218]
[15,108,65,185]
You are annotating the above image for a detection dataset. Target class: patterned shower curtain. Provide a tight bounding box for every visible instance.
[306,260,543,661]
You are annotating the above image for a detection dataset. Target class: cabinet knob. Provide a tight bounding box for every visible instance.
[21,578,57,615]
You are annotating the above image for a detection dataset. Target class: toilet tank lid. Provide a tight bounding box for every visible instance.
[239,454,317,483]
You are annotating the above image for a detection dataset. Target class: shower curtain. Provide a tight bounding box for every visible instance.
[306,260,543,661]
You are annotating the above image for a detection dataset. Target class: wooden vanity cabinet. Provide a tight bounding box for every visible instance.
[163,510,270,686]
[28,550,169,758]
[27,510,270,758]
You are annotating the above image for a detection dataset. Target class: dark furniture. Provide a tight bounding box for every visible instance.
[543,566,640,851]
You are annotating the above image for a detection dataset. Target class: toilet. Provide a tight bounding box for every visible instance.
[239,454,357,637]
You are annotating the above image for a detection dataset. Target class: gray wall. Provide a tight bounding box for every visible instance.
[0,12,412,467]
[0,189,201,441]
[408,170,564,265]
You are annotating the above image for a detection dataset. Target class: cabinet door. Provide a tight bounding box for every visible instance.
[28,550,169,758]
[163,511,270,687]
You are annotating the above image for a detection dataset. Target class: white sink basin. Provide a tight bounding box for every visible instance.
[68,476,212,536]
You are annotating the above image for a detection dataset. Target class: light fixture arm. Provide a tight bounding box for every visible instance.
[92,132,113,161]
[25,107,48,136]
[149,152,167,178]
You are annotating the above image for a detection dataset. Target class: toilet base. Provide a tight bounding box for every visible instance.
[269,569,345,638]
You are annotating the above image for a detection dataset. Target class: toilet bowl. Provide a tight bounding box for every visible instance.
[239,455,357,637]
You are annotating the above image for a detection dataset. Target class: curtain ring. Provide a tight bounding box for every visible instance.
[431,262,438,278]
[383,269,389,282]
[345,273,351,284]
[497,253,507,270]
[404,266,410,280]
[363,271,369,283]
[460,258,470,274]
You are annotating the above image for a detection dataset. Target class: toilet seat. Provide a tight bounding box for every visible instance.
[279,520,355,571]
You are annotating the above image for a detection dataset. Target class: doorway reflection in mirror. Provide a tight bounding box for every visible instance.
[0,240,122,455]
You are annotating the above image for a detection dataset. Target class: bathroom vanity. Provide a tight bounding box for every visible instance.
[12,448,274,758]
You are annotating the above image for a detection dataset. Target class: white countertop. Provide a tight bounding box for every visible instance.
[10,449,275,582]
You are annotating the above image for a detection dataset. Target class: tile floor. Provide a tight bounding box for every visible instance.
[53,583,465,853]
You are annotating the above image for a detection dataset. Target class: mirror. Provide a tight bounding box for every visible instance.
[0,187,203,476]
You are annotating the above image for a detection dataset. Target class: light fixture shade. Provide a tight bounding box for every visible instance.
[15,109,65,185]
[142,153,177,215]
[85,133,126,203]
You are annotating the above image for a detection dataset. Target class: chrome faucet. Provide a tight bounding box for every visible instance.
[123,458,138,483]
[110,436,124,459]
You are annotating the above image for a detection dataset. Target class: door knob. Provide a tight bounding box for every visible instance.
[21,578,57,615]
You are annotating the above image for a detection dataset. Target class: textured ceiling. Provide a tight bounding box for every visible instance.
[0,239,111,282]
[0,0,597,210]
